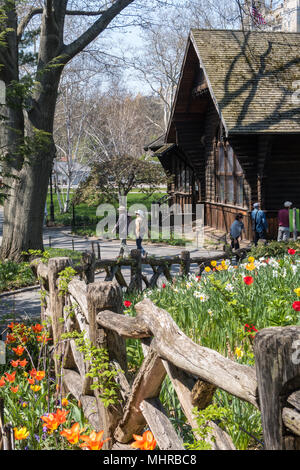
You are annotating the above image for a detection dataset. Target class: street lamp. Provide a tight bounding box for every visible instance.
[49,167,55,223]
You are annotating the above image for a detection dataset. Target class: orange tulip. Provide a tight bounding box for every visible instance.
[0,376,6,387]
[10,359,20,368]
[79,430,110,450]
[5,334,16,344]
[35,371,46,381]
[32,324,44,333]
[27,377,35,385]
[18,359,28,368]
[10,386,19,393]
[41,413,60,433]
[60,422,83,445]
[29,368,37,378]
[4,371,16,383]
[55,408,69,425]
[131,431,157,450]
[37,334,51,344]
[12,345,25,357]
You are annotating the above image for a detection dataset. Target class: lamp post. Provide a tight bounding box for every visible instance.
[49,168,55,223]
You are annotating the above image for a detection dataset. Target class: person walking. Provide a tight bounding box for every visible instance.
[277,201,292,242]
[112,205,130,256]
[135,210,147,257]
[251,203,268,246]
[230,213,245,250]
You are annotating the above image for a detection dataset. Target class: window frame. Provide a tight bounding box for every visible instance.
[216,143,245,207]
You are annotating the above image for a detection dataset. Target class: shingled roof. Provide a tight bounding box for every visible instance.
[190,29,300,134]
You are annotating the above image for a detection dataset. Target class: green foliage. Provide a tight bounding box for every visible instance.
[185,405,230,451]
[61,331,121,408]
[0,259,36,293]
[57,267,77,296]
[249,240,300,259]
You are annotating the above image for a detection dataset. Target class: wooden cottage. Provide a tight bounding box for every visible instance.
[148,30,300,240]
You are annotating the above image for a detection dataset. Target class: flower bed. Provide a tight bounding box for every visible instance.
[124,247,300,449]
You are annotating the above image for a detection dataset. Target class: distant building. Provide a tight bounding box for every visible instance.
[265,0,300,32]
[244,0,300,32]
[53,160,90,188]
[148,29,300,241]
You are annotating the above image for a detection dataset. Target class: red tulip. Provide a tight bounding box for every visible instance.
[288,249,296,255]
[124,301,132,308]
[162,283,166,289]
[292,301,300,312]
[243,276,254,285]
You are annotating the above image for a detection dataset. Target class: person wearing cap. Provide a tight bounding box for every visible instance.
[251,203,268,246]
[135,210,147,257]
[230,213,245,250]
[277,201,292,242]
[112,205,131,256]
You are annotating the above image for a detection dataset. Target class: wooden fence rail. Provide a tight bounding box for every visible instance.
[25,255,300,451]
[32,247,249,295]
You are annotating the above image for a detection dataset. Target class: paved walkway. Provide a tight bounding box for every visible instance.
[0,207,224,323]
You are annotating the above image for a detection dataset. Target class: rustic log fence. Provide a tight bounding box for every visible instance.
[28,255,300,451]
[34,247,248,295]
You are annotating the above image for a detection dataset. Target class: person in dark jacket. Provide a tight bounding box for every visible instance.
[230,213,245,250]
[251,203,268,246]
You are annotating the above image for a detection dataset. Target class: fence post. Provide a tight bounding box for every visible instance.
[180,250,190,277]
[81,251,95,284]
[86,281,127,447]
[48,257,71,376]
[254,326,300,450]
[130,249,142,292]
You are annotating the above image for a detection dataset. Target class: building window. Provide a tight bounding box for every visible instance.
[216,143,244,207]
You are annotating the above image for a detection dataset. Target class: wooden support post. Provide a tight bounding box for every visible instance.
[48,257,71,376]
[129,249,142,292]
[180,250,190,277]
[81,251,95,284]
[254,326,300,450]
[140,398,185,450]
[0,398,4,450]
[86,281,128,446]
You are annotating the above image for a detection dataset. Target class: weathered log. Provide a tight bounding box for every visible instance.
[140,398,185,450]
[254,326,300,450]
[115,268,128,289]
[80,251,96,284]
[163,361,236,450]
[287,391,300,412]
[149,265,164,288]
[111,360,131,402]
[112,442,134,450]
[180,250,190,277]
[135,299,258,408]
[0,398,4,450]
[48,257,71,376]
[68,280,88,321]
[114,348,166,443]
[129,250,142,292]
[282,408,300,437]
[86,281,127,446]
[191,380,217,410]
[62,369,101,431]
[96,311,152,339]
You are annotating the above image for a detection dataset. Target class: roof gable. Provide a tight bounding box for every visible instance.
[191,29,300,134]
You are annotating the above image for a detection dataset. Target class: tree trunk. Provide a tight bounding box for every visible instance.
[0,146,54,260]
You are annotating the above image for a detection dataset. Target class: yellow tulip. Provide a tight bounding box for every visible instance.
[14,427,29,440]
